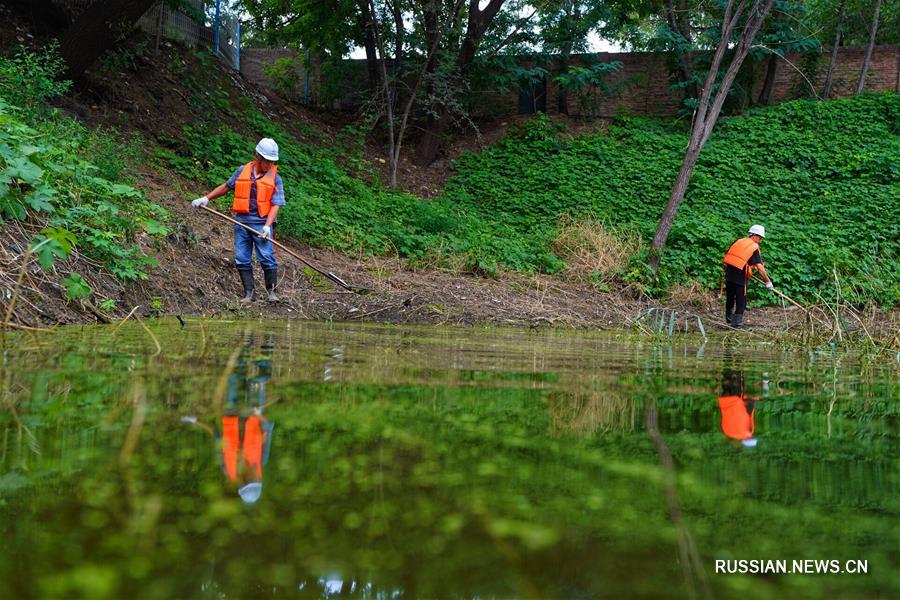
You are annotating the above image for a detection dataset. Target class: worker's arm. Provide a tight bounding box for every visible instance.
[756,263,772,285]
[191,183,230,208]
[265,205,279,229]
[181,416,216,435]
[203,183,231,200]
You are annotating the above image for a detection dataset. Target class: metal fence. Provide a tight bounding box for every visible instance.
[53,0,240,70]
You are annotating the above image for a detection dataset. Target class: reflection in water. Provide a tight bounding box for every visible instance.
[183,333,275,504]
[717,352,768,447]
[0,321,897,599]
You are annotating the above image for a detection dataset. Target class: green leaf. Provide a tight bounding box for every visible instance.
[110,183,141,199]
[6,156,42,183]
[139,219,169,236]
[62,273,91,300]
[26,185,55,212]
[18,144,40,156]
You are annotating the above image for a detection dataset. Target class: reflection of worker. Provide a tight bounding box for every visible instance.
[183,341,275,504]
[718,362,768,447]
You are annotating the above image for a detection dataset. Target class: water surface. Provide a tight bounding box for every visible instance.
[0,320,897,598]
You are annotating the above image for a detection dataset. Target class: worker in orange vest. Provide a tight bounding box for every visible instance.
[722,224,775,329]
[182,343,274,505]
[718,363,768,447]
[191,138,284,303]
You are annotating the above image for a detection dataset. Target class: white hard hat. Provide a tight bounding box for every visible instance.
[238,482,262,504]
[748,224,766,238]
[255,138,279,161]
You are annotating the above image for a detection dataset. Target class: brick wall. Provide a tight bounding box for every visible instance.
[241,45,899,117]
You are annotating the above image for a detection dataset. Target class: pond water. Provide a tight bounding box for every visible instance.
[0,320,897,599]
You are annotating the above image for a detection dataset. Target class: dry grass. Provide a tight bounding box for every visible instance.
[667,281,719,309]
[552,217,642,282]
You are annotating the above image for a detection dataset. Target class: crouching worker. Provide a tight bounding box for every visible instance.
[722,224,775,329]
[191,138,284,303]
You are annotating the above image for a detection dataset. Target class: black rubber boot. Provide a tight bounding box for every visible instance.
[725,309,733,325]
[238,268,254,304]
[263,269,278,302]
[731,312,744,329]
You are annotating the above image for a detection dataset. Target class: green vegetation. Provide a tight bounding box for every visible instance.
[445,94,899,304]
[0,47,168,284]
[166,85,898,305]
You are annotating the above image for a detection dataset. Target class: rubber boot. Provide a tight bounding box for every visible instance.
[725,309,733,325]
[731,312,744,329]
[263,269,278,303]
[238,268,254,304]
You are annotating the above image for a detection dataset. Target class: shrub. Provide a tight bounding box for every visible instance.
[0,49,168,285]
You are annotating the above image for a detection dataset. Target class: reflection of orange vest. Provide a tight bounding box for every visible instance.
[232,162,277,217]
[718,395,755,440]
[222,415,265,481]
[723,238,760,272]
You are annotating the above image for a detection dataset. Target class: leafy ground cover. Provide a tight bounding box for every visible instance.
[444,95,899,304]
[168,91,898,305]
[0,47,168,297]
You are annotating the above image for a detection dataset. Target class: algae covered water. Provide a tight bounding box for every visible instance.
[0,320,897,599]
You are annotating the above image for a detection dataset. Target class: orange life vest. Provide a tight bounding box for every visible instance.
[221,415,266,481]
[718,395,755,441]
[232,162,277,217]
[723,237,760,271]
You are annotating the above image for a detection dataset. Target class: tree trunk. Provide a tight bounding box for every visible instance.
[649,147,703,272]
[856,0,882,94]
[357,0,380,91]
[757,53,778,105]
[822,0,846,98]
[413,0,507,166]
[649,0,777,272]
[557,2,577,115]
[667,0,698,100]
[56,0,158,82]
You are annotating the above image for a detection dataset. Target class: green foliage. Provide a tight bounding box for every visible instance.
[0,49,169,281]
[162,106,553,274]
[264,57,300,101]
[163,91,897,304]
[443,94,900,305]
[97,41,148,78]
[0,43,70,119]
[61,273,92,301]
[31,227,76,271]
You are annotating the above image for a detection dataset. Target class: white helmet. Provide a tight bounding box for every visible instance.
[238,482,262,504]
[748,224,766,238]
[741,438,758,448]
[255,138,279,161]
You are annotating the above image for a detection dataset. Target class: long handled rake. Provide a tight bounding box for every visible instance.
[200,205,369,295]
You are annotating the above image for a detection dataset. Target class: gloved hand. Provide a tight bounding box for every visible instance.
[765,281,774,290]
[261,225,272,240]
[191,196,209,208]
